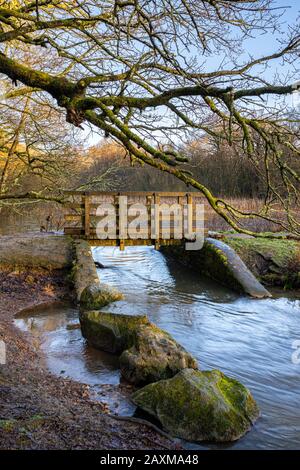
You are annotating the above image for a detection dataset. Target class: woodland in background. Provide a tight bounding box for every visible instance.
[0,68,298,234]
[0,69,275,200]
[1,133,295,234]
[0,131,281,200]
[0,1,299,234]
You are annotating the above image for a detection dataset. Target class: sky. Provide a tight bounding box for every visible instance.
[246,0,298,52]
[243,0,299,69]
[83,0,300,147]
[192,0,299,81]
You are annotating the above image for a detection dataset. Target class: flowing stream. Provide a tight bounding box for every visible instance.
[15,246,300,449]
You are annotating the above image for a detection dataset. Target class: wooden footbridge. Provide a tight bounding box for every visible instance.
[64,191,206,249]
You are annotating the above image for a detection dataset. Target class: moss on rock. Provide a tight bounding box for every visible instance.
[226,238,298,270]
[79,311,198,383]
[80,282,123,309]
[79,311,148,353]
[161,238,271,298]
[132,368,260,442]
[225,238,300,289]
[120,324,198,385]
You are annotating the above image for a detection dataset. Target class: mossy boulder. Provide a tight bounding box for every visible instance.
[79,311,197,383]
[132,368,260,442]
[80,282,123,309]
[120,325,198,385]
[79,311,148,353]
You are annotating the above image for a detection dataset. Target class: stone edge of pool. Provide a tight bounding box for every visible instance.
[161,237,271,299]
[0,232,270,299]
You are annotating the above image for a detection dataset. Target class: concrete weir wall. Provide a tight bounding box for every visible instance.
[72,239,100,300]
[0,234,122,307]
[73,239,123,308]
[0,233,73,269]
[161,237,271,299]
[0,233,270,299]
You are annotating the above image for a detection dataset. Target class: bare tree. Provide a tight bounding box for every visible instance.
[0,77,122,207]
[0,1,299,233]
[0,86,79,201]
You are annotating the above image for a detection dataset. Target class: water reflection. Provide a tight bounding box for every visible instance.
[15,303,136,416]
[14,246,300,449]
[94,246,300,450]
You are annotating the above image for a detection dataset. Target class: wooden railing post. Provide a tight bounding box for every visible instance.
[187,193,193,239]
[115,193,125,250]
[154,192,160,250]
[146,195,152,240]
[84,193,91,237]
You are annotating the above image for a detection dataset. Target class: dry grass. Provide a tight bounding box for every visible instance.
[1,197,299,236]
[204,197,299,234]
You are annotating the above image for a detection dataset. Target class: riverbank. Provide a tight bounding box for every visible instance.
[162,233,300,294]
[222,235,300,290]
[0,267,178,450]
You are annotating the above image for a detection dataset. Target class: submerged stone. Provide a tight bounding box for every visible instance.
[132,368,260,442]
[80,282,123,309]
[79,311,197,383]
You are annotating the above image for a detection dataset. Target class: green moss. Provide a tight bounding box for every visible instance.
[226,238,298,268]
[80,311,149,353]
[66,240,78,285]
[0,419,17,432]
[225,238,300,288]
[0,415,46,437]
[66,260,77,285]
[132,369,259,442]
[80,311,197,384]
[161,242,244,293]
[120,324,197,384]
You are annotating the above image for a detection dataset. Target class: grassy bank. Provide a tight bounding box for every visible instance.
[224,237,300,289]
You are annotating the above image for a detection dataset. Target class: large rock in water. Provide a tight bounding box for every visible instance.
[80,282,123,309]
[79,311,149,354]
[119,325,197,385]
[79,311,197,383]
[132,368,260,442]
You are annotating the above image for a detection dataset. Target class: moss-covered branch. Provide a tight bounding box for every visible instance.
[0,1,299,234]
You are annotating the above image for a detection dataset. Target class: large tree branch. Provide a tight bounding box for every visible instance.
[0,52,78,100]
[1,52,297,115]
[0,8,114,43]
[0,1,299,234]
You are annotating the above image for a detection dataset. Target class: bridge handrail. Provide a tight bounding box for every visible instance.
[63,190,204,197]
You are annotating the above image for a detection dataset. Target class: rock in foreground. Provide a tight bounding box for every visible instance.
[0,233,73,269]
[132,368,260,442]
[79,311,197,383]
[80,282,123,309]
[120,324,198,385]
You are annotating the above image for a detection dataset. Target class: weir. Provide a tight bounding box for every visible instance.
[62,191,270,298]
